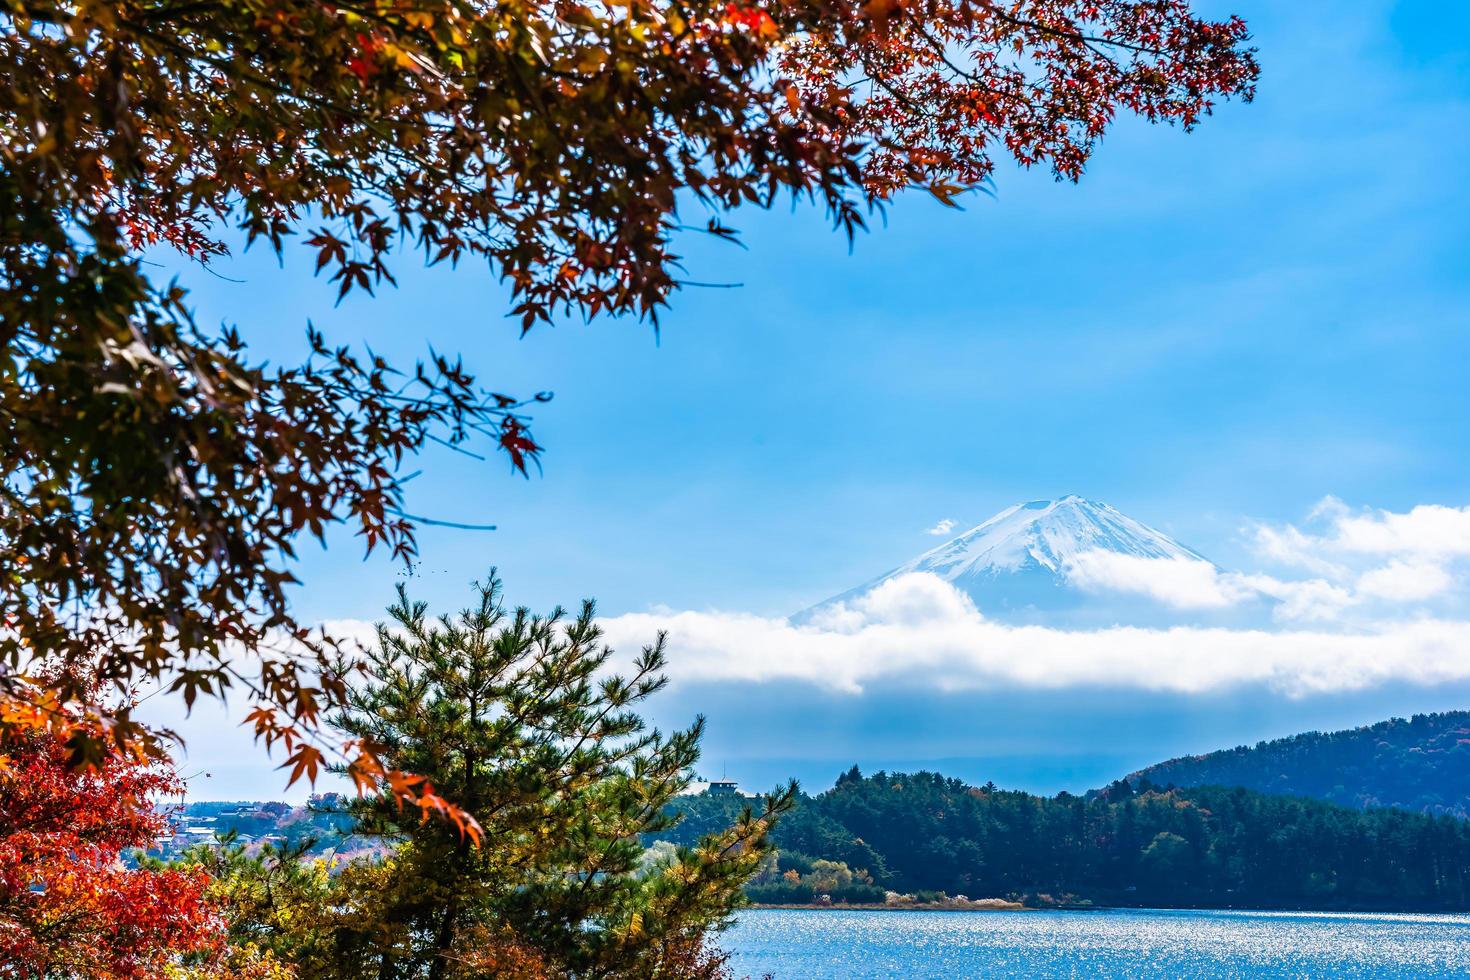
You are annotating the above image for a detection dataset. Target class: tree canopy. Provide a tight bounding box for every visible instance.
[1129,711,1470,819]
[661,770,1470,911]
[0,0,1258,800]
[184,576,792,978]
[0,725,226,977]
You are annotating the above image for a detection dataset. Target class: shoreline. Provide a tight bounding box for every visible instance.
[750,901,1030,912]
[746,903,1465,915]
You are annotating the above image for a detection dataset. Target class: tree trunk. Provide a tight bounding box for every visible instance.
[426,905,457,980]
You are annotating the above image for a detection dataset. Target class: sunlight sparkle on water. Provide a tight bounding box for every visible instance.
[724,908,1470,978]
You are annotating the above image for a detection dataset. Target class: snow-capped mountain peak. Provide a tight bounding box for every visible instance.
[903,495,1205,579]
[799,495,1212,624]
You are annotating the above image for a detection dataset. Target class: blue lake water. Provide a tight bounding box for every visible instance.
[723,908,1470,978]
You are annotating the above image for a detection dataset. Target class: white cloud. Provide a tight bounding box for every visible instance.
[1248,522,1350,578]
[1235,574,1356,624]
[598,573,1470,699]
[1255,498,1470,563]
[1057,552,1359,623]
[1356,560,1454,601]
[924,518,957,537]
[1243,498,1470,617]
[1063,552,1256,610]
[1332,504,1470,557]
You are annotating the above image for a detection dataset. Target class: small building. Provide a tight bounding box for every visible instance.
[706,779,740,797]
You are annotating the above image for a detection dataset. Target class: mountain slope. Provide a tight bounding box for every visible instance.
[902,495,1206,577]
[799,494,1211,624]
[1128,711,1470,818]
[662,769,1470,911]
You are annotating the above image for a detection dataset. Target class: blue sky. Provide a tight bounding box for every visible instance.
[159,0,1470,799]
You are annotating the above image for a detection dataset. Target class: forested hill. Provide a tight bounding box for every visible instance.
[657,770,1470,912]
[1127,712,1470,818]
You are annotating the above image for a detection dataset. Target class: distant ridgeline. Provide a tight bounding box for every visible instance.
[1127,712,1470,819]
[654,768,1470,912]
[177,713,1470,912]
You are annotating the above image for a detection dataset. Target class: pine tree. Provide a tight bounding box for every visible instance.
[295,574,794,978]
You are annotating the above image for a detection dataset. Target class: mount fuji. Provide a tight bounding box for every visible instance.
[798,495,1233,627]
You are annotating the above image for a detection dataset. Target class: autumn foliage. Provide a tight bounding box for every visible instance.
[160,577,785,977]
[0,0,1256,816]
[0,728,222,978]
[781,0,1257,199]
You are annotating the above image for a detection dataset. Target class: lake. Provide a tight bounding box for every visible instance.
[723,908,1470,978]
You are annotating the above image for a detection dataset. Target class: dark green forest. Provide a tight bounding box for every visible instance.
[1127,712,1470,818]
[655,768,1470,912]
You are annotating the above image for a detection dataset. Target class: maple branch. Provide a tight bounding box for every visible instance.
[981,3,1170,58]
[383,507,497,531]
